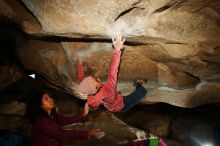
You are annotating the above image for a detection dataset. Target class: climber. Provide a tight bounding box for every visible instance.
[76,34,147,112]
[25,88,104,146]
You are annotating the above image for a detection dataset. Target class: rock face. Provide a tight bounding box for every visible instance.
[20,0,220,43]
[0,65,23,90]
[1,0,220,107]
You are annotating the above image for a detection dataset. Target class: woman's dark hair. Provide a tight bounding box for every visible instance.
[25,88,54,123]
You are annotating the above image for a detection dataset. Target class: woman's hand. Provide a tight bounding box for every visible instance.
[112,33,125,52]
[77,57,83,64]
[88,129,105,139]
[83,102,89,117]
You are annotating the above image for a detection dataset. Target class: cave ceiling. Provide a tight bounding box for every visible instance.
[1,0,220,107]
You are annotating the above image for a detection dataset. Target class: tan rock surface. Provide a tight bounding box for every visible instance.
[16,39,220,107]
[0,0,218,107]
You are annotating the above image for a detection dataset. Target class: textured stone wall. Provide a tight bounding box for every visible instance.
[1,0,220,107]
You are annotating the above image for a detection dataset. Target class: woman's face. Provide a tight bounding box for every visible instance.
[41,93,54,113]
[92,77,102,90]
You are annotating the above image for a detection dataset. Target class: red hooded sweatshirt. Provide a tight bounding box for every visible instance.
[78,50,124,112]
[30,111,89,146]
